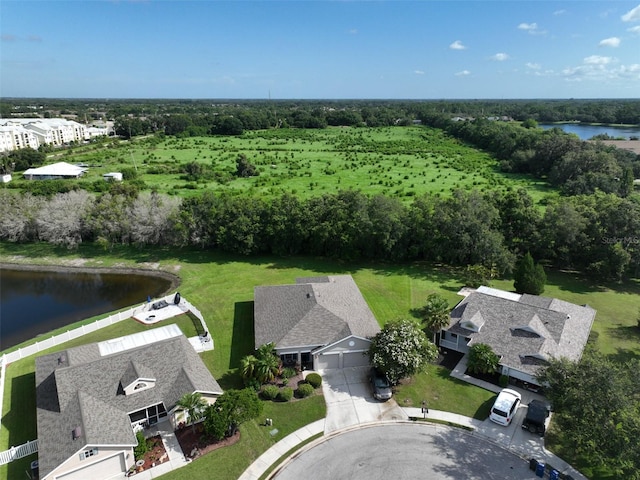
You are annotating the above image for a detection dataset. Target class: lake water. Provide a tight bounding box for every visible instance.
[539,123,640,141]
[0,268,172,350]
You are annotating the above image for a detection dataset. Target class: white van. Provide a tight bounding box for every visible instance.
[489,388,522,426]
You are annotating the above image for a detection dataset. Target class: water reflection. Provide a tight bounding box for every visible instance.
[0,268,173,350]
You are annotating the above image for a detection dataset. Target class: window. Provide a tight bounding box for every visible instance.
[134,382,147,390]
[79,448,98,460]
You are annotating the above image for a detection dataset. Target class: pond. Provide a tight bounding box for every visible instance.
[0,267,174,350]
[539,123,640,140]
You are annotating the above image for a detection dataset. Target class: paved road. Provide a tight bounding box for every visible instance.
[272,423,541,480]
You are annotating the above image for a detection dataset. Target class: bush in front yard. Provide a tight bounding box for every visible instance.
[296,383,314,398]
[261,385,279,401]
[306,373,322,388]
[277,387,293,402]
[281,367,297,379]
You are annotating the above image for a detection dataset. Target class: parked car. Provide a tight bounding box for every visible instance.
[369,368,392,401]
[522,400,550,436]
[489,388,522,425]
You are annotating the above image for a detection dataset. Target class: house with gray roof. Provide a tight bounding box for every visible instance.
[35,326,223,480]
[439,286,596,386]
[254,275,381,370]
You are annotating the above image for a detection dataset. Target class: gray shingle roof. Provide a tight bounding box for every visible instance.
[36,334,222,479]
[254,275,380,350]
[447,289,595,376]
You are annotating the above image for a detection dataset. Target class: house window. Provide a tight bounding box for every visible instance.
[450,333,458,339]
[79,448,99,460]
[280,353,297,366]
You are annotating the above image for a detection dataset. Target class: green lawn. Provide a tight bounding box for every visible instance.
[1,243,639,480]
[17,126,556,204]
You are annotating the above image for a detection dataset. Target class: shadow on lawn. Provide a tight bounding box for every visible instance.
[2,373,36,480]
[229,301,255,370]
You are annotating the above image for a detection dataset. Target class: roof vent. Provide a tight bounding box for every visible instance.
[566,314,571,320]
[72,426,82,440]
[306,293,311,298]
[57,354,66,365]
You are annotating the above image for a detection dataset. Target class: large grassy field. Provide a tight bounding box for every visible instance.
[1,243,638,480]
[19,126,555,203]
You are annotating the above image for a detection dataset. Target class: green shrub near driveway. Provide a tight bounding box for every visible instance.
[296,383,314,398]
[305,372,322,388]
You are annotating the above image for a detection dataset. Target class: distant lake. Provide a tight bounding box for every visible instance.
[539,123,640,141]
[0,268,173,350]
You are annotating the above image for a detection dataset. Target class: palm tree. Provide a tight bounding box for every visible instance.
[255,352,280,384]
[422,293,451,343]
[176,392,207,433]
[240,355,257,381]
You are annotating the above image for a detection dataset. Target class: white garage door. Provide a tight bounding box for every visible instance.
[57,453,125,480]
[343,351,369,368]
[315,353,339,370]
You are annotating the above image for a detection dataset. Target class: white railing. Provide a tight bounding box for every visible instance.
[0,355,5,438]
[2,304,144,364]
[0,440,38,465]
[1,293,211,364]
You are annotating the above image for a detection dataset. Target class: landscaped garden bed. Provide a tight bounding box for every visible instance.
[174,423,240,461]
[128,435,168,475]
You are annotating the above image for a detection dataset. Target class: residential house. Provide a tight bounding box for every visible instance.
[439,286,595,386]
[35,325,223,480]
[254,275,380,370]
[23,162,88,180]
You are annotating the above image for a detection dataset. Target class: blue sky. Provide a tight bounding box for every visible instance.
[1,1,639,99]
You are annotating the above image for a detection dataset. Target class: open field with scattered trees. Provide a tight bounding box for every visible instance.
[6,126,555,202]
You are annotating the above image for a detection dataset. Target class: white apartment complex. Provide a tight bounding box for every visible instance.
[0,118,108,153]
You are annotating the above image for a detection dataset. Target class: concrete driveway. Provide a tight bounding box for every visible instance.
[319,366,407,433]
[476,401,551,461]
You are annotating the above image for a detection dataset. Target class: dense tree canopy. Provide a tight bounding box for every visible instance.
[537,353,640,479]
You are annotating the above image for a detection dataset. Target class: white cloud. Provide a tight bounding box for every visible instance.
[518,22,537,31]
[621,4,640,22]
[518,22,546,35]
[584,55,614,65]
[628,25,640,34]
[455,70,471,76]
[599,37,621,47]
[414,70,425,75]
[491,53,510,61]
[525,62,541,70]
[449,40,467,50]
[553,9,566,16]
[348,28,358,35]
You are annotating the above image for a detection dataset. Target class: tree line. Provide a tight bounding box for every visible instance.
[419,113,639,197]
[4,98,640,126]
[2,186,639,280]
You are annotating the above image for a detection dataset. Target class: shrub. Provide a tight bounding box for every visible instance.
[499,375,509,388]
[261,385,279,401]
[281,367,297,379]
[277,387,293,402]
[305,373,322,388]
[133,431,148,460]
[296,383,314,398]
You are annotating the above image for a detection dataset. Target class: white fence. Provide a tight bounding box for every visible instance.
[2,293,209,365]
[0,440,38,465]
[2,303,144,364]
